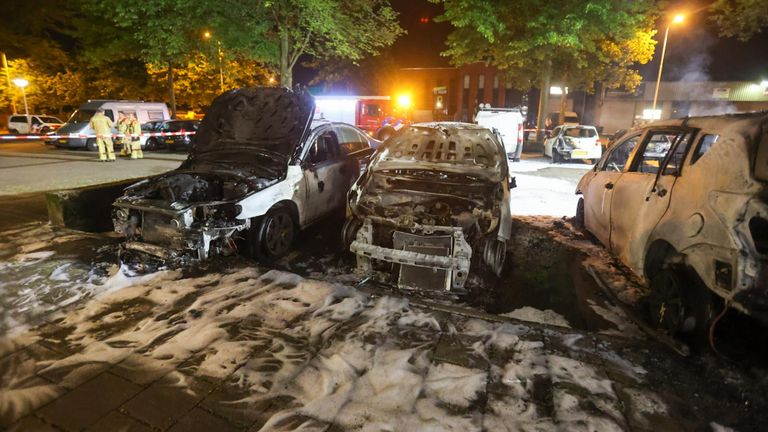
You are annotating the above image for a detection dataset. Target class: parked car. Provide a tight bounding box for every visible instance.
[113,87,378,261]
[344,122,514,291]
[544,125,601,163]
[140,120,165,150]
[50,100,170,150]
[575,112,768,337]
[474,106,525,161]
[161,120,201,151]
[8,114,64,134]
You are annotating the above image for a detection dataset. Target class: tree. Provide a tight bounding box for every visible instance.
[710,0,768,41]
[307,51,400,94]
[79,0,212,116]
[434,0,657,138]
[211,0,405,87]
[147,53,272,111]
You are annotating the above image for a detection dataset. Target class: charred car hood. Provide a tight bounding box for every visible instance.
[189,86,315,168]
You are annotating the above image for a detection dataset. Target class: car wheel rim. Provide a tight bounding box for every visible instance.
[265,213,293,255]
[650,272,687,334]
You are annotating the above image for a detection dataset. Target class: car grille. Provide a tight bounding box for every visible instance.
[393,231,453,291]
[142,211,177,245]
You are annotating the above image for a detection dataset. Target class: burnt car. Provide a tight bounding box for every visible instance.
[344,123,513,291]
[112,87,377,261]
[575,112,768,336]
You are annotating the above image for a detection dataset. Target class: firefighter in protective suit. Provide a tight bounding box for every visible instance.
[128,113,144,159]
[89,109,115,161]
[116,112,131,157]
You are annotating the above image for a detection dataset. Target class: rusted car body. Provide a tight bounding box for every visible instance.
[576,112,768,332]
[345,123,513,291]
[113,87,376,261]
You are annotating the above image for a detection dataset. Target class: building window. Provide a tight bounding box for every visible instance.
[492,75,499,106]
[463,74,470,89]
[505,81,514,108]
[477,75,485,105]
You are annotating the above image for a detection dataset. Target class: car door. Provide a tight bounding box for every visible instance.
[609,129,694,272]
[335,125,376,180]
[544,126,561,157]
[583,133,641,247]
[302,128,346,223]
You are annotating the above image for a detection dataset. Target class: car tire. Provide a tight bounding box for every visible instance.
[251,206,295,261]
[552,149,563,164]
[341,217,362,252]
[85,139,97,151]
[146,138,157,151]
[9,129,19,134]
[574,198,585,230]
[647,267,713,346]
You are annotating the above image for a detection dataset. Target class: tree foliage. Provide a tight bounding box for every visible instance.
[211,0,405,86]
[710,0,768,41]
[434,0,658,92]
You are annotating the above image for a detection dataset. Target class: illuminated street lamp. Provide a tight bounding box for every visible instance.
[652,13,685,116]
[203,31,225,93]
[12,77,30,133]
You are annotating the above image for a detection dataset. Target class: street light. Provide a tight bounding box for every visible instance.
[652,13,685,116]
[203,31,224,93]
[12,77,30,133]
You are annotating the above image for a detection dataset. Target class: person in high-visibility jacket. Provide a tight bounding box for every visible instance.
[116,112,131,157]
[89,109,115,161]
[128,113,143,159]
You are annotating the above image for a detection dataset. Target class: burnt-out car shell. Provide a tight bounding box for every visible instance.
[575,111,768,330]
[345,122,513,291]
[113,87,376,260]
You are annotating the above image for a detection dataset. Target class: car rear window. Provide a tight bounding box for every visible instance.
[165,122,198,132]
[564,128,596,138]
[10,115,26,123]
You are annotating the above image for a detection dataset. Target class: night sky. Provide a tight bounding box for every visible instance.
[339,0,768,85]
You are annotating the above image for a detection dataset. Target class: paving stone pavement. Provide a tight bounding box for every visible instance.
[1,265,766,431]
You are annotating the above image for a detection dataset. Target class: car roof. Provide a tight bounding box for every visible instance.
[412,121,491,131]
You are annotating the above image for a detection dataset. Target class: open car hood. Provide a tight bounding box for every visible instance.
[184,86,315,173]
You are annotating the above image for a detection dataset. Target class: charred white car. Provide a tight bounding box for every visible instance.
[344,123,513,291]
[575,112,768,335]
[113,87,376,261]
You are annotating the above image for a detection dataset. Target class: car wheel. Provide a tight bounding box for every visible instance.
[9,129,19,134]
[146,138,157,150]
[574,197,585,230]
[341,217,362,251]
[552,149,562,164]
[252,207,295,260]
[85,139,97,151]
[483,238,507,276]
[647,267,713,344]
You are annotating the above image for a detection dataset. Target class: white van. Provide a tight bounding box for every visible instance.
[8,114,64,134]
[50,100,170,150]
[474,107,525,161]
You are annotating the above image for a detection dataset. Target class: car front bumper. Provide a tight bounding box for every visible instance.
[350,219,472,291]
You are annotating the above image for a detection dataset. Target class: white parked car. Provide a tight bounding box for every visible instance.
[575,112,768,338]
[544,125,601,163]
[113,87,378,261]
[474,107,525,161]
[7,114,64,134]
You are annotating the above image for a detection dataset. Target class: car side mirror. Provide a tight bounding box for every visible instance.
[508,176,517,190]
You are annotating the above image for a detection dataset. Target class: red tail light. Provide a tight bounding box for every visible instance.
[517,125,524,145]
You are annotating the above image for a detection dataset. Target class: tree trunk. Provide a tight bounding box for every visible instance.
[167,61,176,118]
[535,60,552,145]
[279,31,292,87]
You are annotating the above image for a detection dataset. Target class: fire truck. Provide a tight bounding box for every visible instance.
[314,95,412,140]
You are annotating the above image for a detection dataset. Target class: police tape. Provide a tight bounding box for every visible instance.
[0,131,198,140]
